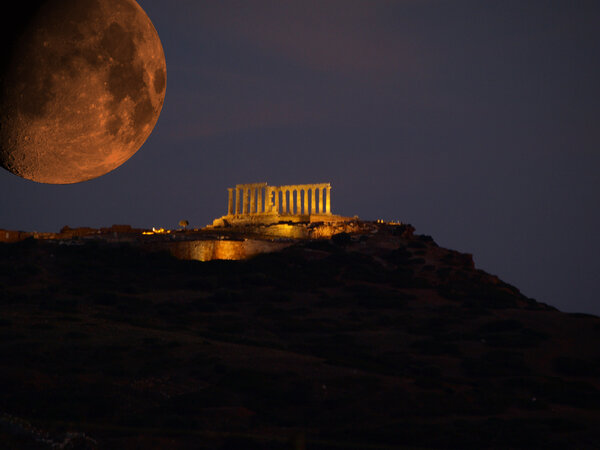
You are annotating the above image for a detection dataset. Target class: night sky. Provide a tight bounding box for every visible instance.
[1,1,599,315]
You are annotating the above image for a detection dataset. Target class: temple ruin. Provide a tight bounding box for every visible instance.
[228,182,331,216]
[213,182,350,227]
[0,181,369,261]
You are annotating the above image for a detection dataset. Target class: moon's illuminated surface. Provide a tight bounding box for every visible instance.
[0,0,166,184]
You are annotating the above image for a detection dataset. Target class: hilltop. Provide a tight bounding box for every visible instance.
[0,222,599,449]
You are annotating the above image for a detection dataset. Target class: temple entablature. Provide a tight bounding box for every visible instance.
[214,182,350,227]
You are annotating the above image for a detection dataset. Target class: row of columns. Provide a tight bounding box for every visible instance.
[269,185,331,215]
[227,183,332,216]
[227,182,267,215]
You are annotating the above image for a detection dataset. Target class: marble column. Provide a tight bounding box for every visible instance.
[263,187,269,213]
[243,188,249,214]
[269,188,279,214]
[250,187,256,214]
[257,187,262,213]
[274,188,283,214]
[319,188,323,214]
[311,188,316,214]
[282,189,287,214]
[235,188,240,214]
[295,189,301,214]
[227,188,233,215]
[325,187,331,214]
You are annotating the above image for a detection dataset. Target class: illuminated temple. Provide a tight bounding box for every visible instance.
[212,182,350,227]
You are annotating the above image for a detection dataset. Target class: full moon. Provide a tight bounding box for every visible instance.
[0,0,166,184]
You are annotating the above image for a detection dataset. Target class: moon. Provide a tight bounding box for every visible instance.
[0,0,166,184]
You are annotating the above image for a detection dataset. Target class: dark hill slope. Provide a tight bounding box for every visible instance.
[0,224,599,449]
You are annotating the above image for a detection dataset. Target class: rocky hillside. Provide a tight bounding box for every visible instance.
[0,223,599,449]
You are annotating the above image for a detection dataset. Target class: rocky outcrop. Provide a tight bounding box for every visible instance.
[165,239,293,262]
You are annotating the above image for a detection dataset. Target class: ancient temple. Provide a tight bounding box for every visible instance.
[227,182,331,216]
[213,182,349,226]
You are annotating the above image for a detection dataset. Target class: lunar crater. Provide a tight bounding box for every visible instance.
[101,22,137,64]
[0,0,166,184]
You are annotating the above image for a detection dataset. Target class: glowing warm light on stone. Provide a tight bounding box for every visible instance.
[225,182,332,216]
[212,182,348,228]
[168,239,293,261]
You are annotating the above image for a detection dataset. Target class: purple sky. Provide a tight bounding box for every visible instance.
[1,0,599,315]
